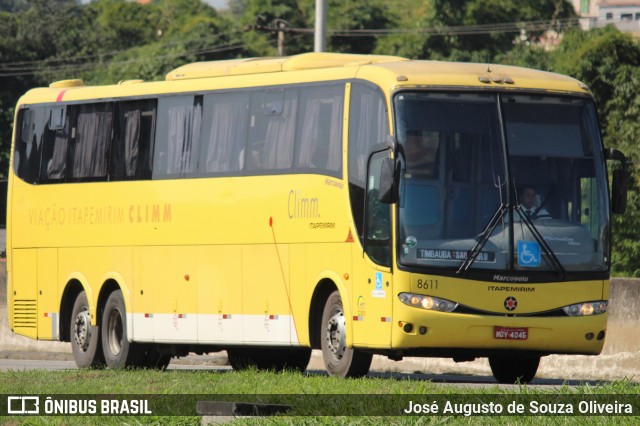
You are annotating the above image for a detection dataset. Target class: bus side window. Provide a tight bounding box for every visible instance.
[14,107,47,184]
[110,99,157,180]
[40,106,73,183]
[294,84,344,176]
[69,102,113,181]
[365,151,392,267]
[14,108,32,181]
[247,89,297,172]
[348,82,389,240]
[199,92,249,175]
[153,96,202,179]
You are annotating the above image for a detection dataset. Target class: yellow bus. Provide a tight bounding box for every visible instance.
[7,52,628,383]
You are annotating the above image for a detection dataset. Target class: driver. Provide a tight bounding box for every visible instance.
[520,186,550,219]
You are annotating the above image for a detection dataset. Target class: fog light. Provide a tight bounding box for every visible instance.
[585,333,594,340]
[403,323,414,333]
[419,326,427,335]
[597,330,606,340]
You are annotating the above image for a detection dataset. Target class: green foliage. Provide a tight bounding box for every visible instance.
[552,27,640,123]
[375,0,576,61]
[319,0,392,54]
[549,26,640,276]
[0,0,26,12]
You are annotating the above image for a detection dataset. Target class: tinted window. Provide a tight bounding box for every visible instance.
[40,106,72,183]
[348,83,388,239]
[295,84,344,174]
[247,89,297,171]
[110,99,156,180]
[199,92,249,174]
[153,95,202,178]
[70,103,113,180]
[14,107,46,184]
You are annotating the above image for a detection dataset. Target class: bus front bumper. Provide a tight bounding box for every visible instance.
[390,308,607,356]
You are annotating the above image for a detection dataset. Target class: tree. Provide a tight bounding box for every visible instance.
[299,0,391,54]
[231,0,308,56]
[376,0,576,61]
[551,26,640,276]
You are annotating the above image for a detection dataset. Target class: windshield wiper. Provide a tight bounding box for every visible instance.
[457,203,507,274]
[515,205,566,277]
[457,204,566,276]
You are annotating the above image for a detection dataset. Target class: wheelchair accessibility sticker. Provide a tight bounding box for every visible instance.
[372,271,386,298]
[517,241,540,267]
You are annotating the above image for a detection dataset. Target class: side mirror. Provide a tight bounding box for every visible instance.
[611,168,630,214]
[378,157,397,204]
[606,148,630,215]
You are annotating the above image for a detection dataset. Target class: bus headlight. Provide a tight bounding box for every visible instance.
[399,293,458,313]
[562,301,607,316]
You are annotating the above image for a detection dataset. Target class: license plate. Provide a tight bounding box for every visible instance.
[494,326,528,340]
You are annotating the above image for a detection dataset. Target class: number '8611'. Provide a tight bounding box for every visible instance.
[416,279,438,290]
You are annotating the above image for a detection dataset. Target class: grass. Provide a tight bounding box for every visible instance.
[0,368,639,425]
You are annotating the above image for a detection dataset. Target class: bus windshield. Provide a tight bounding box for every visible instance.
[395,92,610,274]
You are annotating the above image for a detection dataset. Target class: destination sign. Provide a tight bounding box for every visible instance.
[417,249,496,262]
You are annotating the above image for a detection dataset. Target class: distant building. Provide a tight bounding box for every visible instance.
[571,0,640,34]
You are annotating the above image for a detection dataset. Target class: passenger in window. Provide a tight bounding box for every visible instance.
[520,186,551,219]
[403,130,439,179]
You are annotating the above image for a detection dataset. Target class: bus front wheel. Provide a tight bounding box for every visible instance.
[320,290,372,378]
[489,355,540,384]
[70,291,105,368]
[101,290,143,369]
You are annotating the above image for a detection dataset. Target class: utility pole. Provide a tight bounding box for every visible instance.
[247,17,290,57]
[314,0,326,52]
[277,20,286,57]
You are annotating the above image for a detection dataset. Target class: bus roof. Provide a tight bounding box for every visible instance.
[164,52,588,95]
[24,52,589,105]
[165,52,408,80]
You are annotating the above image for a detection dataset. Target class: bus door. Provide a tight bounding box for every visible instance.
[352,150,393,348]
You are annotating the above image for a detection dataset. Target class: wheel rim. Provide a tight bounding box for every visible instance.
[107,309,124,356]
[73,308,92,352]
[325,310,346,360]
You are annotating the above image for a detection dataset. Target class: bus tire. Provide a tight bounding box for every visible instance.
[489,355,540,384]
[70,291,105,368]
[101,290,143,369]
[320,290,372,378]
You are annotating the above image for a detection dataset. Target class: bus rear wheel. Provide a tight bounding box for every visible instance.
[320,290,372,378]
[70,291,105,368]
[101,290,144,369]
[489,355,540,384]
